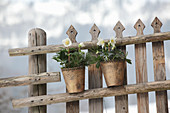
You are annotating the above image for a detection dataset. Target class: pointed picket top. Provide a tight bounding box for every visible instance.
[134,19,145,35]
[113,21,125,38]
[151,17,162,33]
[89,23,100,42]
[66,25,78,43]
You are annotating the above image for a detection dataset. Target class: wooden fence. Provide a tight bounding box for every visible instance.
[0,17,170,113]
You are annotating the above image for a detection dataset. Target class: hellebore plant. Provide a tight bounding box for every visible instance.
[53,38,95,68]
[93,37,132,68]
[53,38,93,93]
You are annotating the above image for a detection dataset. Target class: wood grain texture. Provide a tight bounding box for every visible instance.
[66,25,79,113]
[8,31,170,56]
[114,21,128,113]
[66,101,79,113]
[151,17,168,113]
[66,25,78,43]
[88,24,103,113]
[28,28,47,113]
[89,23,100,42]
[0,72,60,88]
[134,19,149,113]
[12,80,170,108]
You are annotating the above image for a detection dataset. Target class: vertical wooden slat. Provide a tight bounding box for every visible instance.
[66,25,78,43]
[114,21,128,113]
[151,17,168,113]
[28,28,47,113]
[134,19,149,113]
[88,24,103,113]
[66,25,79,113]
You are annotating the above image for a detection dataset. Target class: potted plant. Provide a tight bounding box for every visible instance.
[93,37,132,87]
[53,38,95,93]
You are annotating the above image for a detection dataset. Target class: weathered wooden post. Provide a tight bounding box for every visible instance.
[134,19,149,113]
[28,28,47,113]
[88,24,103,113]
[114,21,128,113]
[151,17,168,113]
[66,25,79,113]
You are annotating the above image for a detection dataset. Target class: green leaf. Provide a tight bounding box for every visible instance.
[126,59,132,64]
[96,62,100,68]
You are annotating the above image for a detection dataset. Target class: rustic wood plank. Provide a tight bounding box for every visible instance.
[89,23,100,42]
[28,28,47,113]
[0,72,60,88]
[8,31,170,56]
[66,25,79,113]
[88,24,103,113]
[114,21,128,113]
[66,25,78,43]
[151,17,168,113]
[12,80,170,108]
[134,19,149,113]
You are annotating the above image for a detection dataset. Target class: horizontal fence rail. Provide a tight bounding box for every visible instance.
[0,72,61,88]
[8,31,170,56]
[12,80,170,108]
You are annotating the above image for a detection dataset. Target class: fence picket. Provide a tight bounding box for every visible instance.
[114,21,129,113]
[66,25,79,113]
[134,19,149,113]
[88,24,103,113]
[151,17,168,113]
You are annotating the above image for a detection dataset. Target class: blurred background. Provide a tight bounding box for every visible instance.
[0,0,170,113]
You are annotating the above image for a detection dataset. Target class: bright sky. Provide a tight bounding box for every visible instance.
[1,0,170,47]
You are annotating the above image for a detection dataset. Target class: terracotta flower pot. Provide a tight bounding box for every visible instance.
[100,61,125,87]
[62,67,85,93]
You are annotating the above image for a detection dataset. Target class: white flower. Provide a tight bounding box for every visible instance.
[79,42,85,48]
[110,37,116,46]
[97,38,105,48]
[111,44,116,50]
[62,38,72,47]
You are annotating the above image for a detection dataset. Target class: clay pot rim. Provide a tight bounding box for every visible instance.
[101,60,125,64]
[61,66,85,71]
